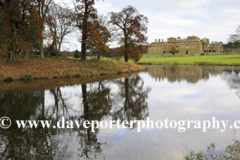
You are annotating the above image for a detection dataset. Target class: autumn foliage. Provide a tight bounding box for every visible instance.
[87,19,111,59]
[109,5,148,62]
[0,1,149,68]
[0,0,42,64]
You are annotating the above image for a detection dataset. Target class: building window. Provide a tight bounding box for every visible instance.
[192,46,193,49]
[186,46,188,49]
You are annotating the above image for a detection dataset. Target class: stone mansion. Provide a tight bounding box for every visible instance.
[148,35,223,53]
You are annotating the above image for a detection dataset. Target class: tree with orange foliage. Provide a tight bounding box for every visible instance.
[109,6,148,62]
[73,0,103,61]
[87,15,111,60]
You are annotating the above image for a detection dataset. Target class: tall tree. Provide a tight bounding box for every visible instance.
[0,0,41,64]
[46,3,76,57]
[37,0,53,59]
[73,0,102,61]
[109,5,148,62]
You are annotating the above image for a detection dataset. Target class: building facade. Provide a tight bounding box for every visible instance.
[148,35,223,53]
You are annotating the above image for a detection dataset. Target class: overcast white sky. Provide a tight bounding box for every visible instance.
[57,0,240,50]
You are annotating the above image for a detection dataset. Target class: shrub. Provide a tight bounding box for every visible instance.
[74,50,80,58]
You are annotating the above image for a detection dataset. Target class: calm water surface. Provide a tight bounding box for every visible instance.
[1,65,240,160]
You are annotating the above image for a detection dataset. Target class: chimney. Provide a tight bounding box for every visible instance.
[162,39,164,42]
[158,39,160,42]
[178,37,181,40]
[155,39,157,43]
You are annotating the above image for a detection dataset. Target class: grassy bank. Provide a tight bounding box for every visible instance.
[138,54,240,66]
[0,58,144,81]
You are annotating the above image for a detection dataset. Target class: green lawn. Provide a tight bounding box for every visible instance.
[143,52,201,56]
[143,53,163,56]
[139,54,240,65]
[69,54,240,66]
[164,52,201,56]
[69,56,134,62]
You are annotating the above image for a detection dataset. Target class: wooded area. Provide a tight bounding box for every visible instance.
[0,0,148,65]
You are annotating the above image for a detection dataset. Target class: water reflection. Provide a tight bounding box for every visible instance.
[146,65,225,83]
[78,82,112,159]
[112,76,151,128]
[146,65,240,100]
[221,69,240,98]
[1,65,240,159]
[0,91,56,159]
[0,75,150,159]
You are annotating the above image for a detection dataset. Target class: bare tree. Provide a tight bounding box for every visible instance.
[46,3,76,57]
[37,0,53,60]
[228,26,240,44]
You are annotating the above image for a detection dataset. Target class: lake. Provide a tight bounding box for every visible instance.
[0,65,240,160]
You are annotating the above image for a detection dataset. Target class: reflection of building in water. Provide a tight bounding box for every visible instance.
[146,65,224,83]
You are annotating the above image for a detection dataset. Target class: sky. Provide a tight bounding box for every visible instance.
[56,0,240,51]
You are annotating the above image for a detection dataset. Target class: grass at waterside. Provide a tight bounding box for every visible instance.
[0,57,144,81]
[138,54,240,66]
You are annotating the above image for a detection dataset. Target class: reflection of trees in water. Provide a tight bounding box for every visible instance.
[112,75,151,128]
[0,75,151,159]
[49,87,69,117]
[221,69,240,98]
[77,82,112,159]
[146,65,224,83]
[0,90,59,159]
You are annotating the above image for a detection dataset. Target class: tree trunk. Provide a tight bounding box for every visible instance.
[6,52,14,65]
[81,30,87,61]
[41,90,45,119]
[40,36,44,59]
[82,84,88,119]
[124,43,128,62]
[57,39,63,58]
[26,50,29,59]
[80,2,88,61]
[124,78,129,112]
[97,53,101,60]
[124,55,128,62]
